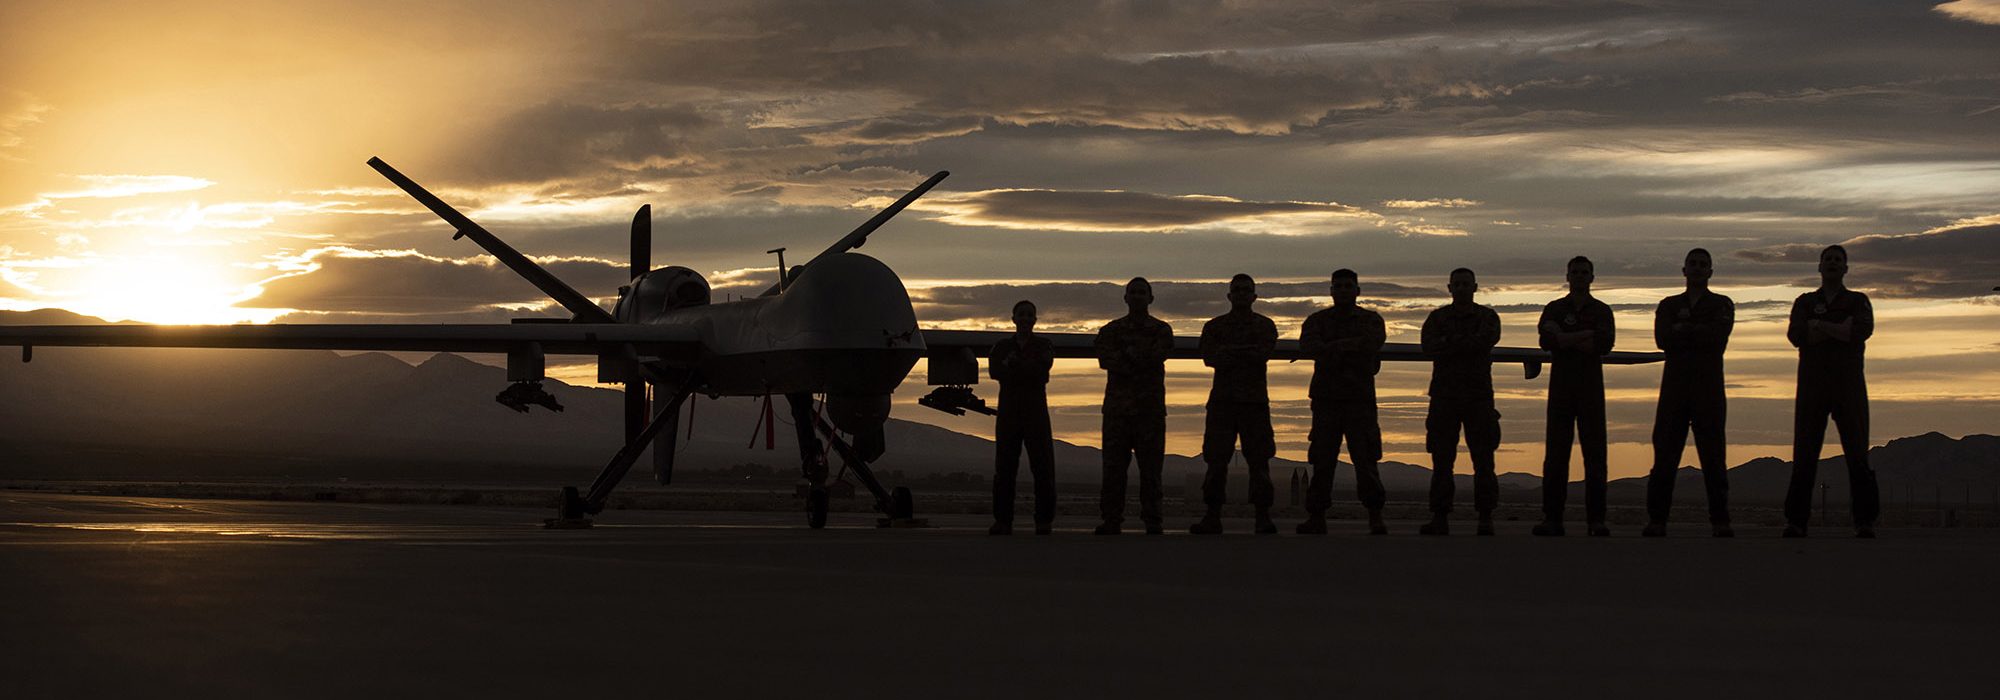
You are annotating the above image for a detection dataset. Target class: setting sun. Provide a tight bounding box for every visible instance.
[55,252,285,324]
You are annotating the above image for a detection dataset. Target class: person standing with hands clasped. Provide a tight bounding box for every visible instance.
[1784,245,1880,539]
[989,300,1056,536]
[1191,274,1279,535]
[1533,256,1616,537]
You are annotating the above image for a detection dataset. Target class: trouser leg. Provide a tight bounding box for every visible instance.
[1100,416,1132,524]
[1248,458,1274,508]
[1201,460,1229,507]
[1305,401,1342,515]
[1830,389,1878,525]
[1425,399,1458,514]
[1343,400,1387,511]
[1353,462,1386,511]
[1200,405,1235,508]
[1648,394,1691,523]
[1786,390,1829,526]
[1471,448,1499,516]
[1543,397,1576,520]
[1135,416,1165,525]
[1429,451,1456,514]
[1243,402,1276,508]
[993,416,1023,524]
[1305,462,1337,514]
[1579,394,1609,523]
[1691,390,1730,523]
[1026,414,1057,526]
[1467,400,1502,516]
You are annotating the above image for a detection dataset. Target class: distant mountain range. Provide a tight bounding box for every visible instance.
[3,309,1994,505]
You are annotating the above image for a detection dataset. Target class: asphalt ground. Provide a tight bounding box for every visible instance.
[2,491,1994,698]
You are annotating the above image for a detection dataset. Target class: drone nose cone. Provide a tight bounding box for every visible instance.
[771,252,921,350]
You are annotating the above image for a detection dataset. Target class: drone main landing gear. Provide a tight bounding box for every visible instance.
[545,382,697,529]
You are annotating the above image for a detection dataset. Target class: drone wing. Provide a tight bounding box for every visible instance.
[0,323,701,362]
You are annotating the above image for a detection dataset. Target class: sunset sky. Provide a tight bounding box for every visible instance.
[3,1,1997,476]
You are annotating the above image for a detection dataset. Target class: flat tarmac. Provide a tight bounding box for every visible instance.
[2,491,1994,698]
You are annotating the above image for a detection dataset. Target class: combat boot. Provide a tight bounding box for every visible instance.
[1711,521,1734,538]
[1418,514,1449,536]
[1295,513,1327,535]
[1587,521,1611,537]
[1531,519,1566,536]
[1143,520,1164,535]
[1642,521,1667,537]
[1367,509,1388,535]
[1476,514,1495,536]
[1782,522,1808,538]
[1253,508,1278,535]
[1855,522,1876,539]
[1034,522,1053,536]
[988,521,1012,536]
[1093,521,1121,536]
[1189,510,1223,535]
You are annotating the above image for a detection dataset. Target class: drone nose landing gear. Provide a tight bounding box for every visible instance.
[808,410,927,529]
[785,393,927,529]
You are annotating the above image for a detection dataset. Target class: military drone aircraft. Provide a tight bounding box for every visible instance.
[1,158,1662,528]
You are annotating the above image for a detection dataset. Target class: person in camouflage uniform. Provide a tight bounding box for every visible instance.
[1296,268,1389,535]
[1533,256,1617,537]
[1093,278,1175,536]
[1419,268,1503,536]
[1192,274,1279,535]
[1784,244,1879,539]
[989,300,1056,536]
[1645,248,1735,538]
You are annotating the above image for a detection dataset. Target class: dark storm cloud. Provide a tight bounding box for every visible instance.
[405,0,2000,256]
[922,189,1371,231]
[809,115,987,145]
[447,101,716,186]
[1734,219,2000,299]
[242,248,629,313]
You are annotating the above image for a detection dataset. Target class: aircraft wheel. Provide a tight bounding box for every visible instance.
[807,488,829,529]
[888,486,915,520]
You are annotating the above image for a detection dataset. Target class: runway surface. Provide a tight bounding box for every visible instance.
[3,490,1994,698]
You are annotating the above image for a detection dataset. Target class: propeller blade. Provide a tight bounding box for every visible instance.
[631,204,651,280]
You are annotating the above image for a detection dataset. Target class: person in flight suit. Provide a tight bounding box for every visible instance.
[1093,277,1175,536]
[1419,268,1503,536]
[1191,273,1279,535]
[1644,248,1735,538]
[989,300,1057,536]
[1296,269,1389,535]
[1785,244,1880,538]
[1533,256,1617,537]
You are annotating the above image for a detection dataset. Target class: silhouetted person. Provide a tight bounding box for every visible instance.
[1093,277,1174,536]
[989,300,1056,536]
[1644,249,1734,538]
[1785,245,1879,538]
[1192,274,1279,535]
[1297,269,1389,535]
[1420,268,1502,536]
[1533,256,1616,537]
